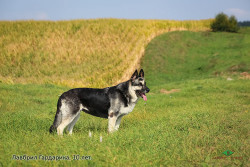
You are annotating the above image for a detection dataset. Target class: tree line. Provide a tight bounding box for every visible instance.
[238,21,250,27]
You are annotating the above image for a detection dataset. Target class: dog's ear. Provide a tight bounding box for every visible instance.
[139,69,144,78]
[131,70,138,81]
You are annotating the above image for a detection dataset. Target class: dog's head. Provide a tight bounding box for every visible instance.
[130,69,150,101]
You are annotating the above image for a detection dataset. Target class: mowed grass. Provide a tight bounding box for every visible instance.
[0,28,250,166]
[0,19,211,87]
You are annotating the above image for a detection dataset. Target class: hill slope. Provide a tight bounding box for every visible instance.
[0,19,211,87]
[142,29,250,85]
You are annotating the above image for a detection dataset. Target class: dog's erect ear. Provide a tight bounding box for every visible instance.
[139,69,144,78]
[131,70,138,81]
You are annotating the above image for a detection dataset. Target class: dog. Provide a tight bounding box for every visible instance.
[49,69,150,135]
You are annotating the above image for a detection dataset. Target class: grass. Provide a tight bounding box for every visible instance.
[0,19,212,87]
[0,24,249,166]
[142,29,250,85]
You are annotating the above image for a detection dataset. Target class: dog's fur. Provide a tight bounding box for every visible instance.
[49,69,150,135]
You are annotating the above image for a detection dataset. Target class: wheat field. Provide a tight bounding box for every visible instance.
[0,19,212,88]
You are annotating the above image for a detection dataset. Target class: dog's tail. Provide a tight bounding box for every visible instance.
[49,124,57,133]
[49,110,62,133]
[49,100,62,133]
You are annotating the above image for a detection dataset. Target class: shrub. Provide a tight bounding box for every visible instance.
[228,15,240,32]
[211,13,239,32]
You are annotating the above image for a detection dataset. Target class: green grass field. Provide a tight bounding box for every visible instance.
[0,24,249,166]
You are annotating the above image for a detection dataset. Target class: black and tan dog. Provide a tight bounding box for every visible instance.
[49,69,150,135]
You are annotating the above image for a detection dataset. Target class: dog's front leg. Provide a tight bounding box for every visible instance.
[115,115,124,131]
[108,112,117,133]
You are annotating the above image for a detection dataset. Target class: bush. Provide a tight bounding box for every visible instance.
[211,13,239,32]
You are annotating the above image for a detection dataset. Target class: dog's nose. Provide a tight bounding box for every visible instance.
[146,88,150,93]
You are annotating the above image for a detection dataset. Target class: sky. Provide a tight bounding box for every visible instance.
[0,0,250,21]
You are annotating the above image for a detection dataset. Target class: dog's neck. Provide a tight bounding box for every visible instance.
[117,80,138,103]
[128,81,138,103]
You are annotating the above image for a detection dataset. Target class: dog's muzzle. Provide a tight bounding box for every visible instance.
[136,86,150,101]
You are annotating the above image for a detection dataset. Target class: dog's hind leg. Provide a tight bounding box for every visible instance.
[56,99,79,135]
[67,112,80,135]
[57,117,75,135]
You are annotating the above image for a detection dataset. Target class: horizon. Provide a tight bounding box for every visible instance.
[0,0,250,22]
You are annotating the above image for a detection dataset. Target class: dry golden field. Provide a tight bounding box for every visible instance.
[0,19,212,87]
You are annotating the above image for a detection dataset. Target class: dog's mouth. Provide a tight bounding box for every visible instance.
[136,91,147,101]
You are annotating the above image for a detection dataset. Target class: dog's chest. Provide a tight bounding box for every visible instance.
[119,103,136,115]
